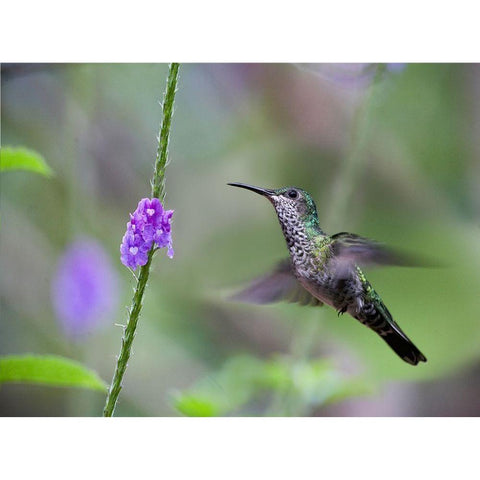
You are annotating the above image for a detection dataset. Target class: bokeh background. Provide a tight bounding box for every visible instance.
[1,63,480,416]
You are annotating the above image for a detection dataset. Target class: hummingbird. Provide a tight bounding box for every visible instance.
[228,182,427,366]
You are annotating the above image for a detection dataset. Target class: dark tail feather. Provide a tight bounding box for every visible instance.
[357,301,427,366]
[382,330,427,366]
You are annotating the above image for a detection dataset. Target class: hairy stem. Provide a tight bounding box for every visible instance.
[152,62,180,203]
[103,63,180,417]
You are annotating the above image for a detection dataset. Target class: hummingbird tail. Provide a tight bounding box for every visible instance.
[381,329,427,366]
[357,301,427,366]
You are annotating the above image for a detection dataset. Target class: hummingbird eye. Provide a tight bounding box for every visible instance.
[287,189,298,199]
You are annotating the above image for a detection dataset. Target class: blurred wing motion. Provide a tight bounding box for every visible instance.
[230,259,323,307]
[330,232,431,272]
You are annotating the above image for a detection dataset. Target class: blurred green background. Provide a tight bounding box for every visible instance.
[1,63,480,416]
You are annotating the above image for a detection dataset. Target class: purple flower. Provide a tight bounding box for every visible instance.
[153,209,174,257]
[120,230,151,269]
[51,238,119,340]
[120,197,174,269]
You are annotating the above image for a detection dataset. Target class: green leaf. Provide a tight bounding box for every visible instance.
[0,355,107,392]
[171,355,263,416]
[173,394,221,417]
[0,147,54,177]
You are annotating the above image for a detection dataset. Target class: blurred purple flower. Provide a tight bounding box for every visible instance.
[120,197,174,269]
[297,63,407,88]
[52,238,119,339]
[385,63,407,73]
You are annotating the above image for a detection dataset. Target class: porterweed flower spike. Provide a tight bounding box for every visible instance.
[104,63,180,417]
[120,197,174,270]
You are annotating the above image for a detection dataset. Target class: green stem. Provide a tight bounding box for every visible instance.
[152,62,180,202]
[103,63,180,417]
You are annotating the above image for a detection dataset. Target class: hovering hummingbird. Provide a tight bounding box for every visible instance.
[228,182,427,366]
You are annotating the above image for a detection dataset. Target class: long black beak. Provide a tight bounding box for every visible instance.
[227,182,275,197]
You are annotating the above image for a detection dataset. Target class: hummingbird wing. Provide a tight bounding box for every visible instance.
[230,259,323,307]
[330,232,428,269]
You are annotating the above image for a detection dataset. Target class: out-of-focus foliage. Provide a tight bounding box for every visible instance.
[1,63,480,416]
[0,146,54,177]
[0,355,107,392]
[173,354,370,416]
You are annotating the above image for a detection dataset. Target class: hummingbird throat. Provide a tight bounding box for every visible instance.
[275,202,316,270]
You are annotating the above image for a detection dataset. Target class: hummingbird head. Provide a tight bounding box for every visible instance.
[228,183,319,226]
